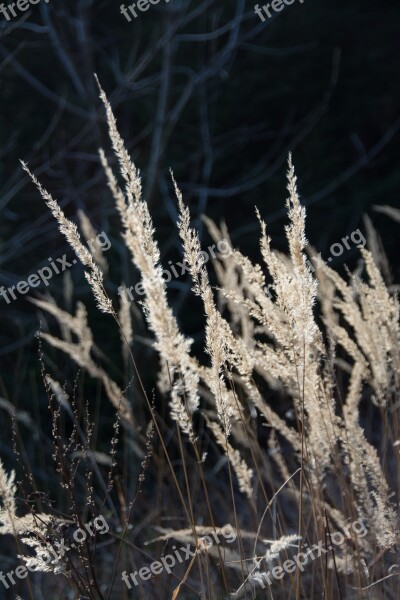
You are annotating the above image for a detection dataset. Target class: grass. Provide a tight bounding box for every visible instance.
[0,82,399,600]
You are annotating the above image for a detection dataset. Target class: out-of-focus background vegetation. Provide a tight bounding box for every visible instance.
[0,0,399,594]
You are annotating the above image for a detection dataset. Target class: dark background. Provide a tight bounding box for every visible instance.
[0,0,399,516]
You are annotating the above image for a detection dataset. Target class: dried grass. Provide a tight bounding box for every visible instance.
[1,85,399,599]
